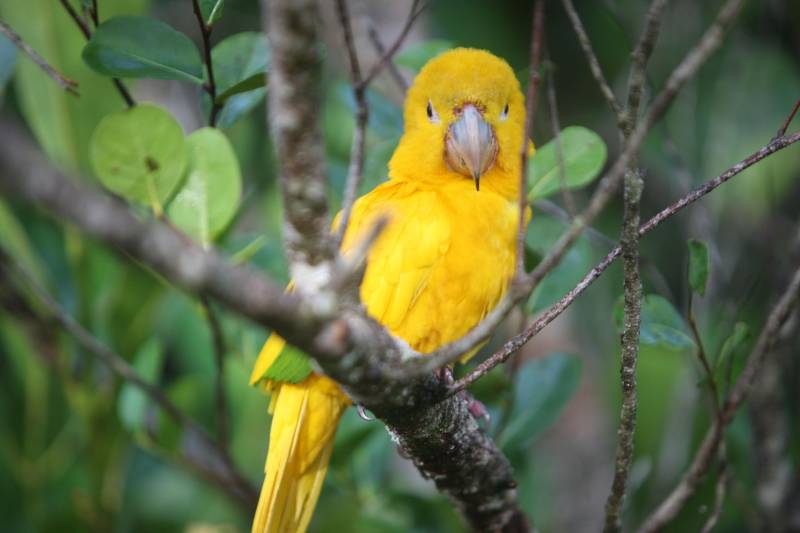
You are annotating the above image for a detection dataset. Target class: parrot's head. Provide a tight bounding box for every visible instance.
[389,47,527,196]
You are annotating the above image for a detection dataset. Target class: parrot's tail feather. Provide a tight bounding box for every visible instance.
[251,373,348,533]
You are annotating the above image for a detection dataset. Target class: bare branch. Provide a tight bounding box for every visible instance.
[775,96,800,139]
[560,0,624,124]
[622,0,670,135]
[516,0,545,275]
[0,253,258,511]
[0,20,79,95]
[357,0,424,90]
[638,263,800,533]
[265,0,334,275]
[450,131,800,394]
[333,0,369,247]
[366,20,408,92]
[545,63,576,216]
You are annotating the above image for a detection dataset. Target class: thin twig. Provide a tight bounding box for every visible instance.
[688,294,721,417]
[544,61,576,216]
[449,130,800,395]
[57,0,135,108]
[90,0,99,27]
[201,296,229,452]
[775,96,800,139]
[603,2,669,528]
[560,0,624,125]
[638,262,800,533]
[357,0,424,90]
[334,0,369,247]
[0,253,257,510]
[0,21,79,96]
[191,0,220,126]
[517,0,545,275]
[622,0,670,135]
[366,20,408,93]
[700,447,729,533]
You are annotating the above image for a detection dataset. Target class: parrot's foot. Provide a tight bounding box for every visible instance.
[434,366,455,385]
[464,393,491,425]
[356,404,375,421]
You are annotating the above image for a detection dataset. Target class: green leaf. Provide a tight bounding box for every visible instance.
[199,0,225,26]
[118,339,164,433]
[527,126,607,200]
[258,345,312,384]
[82,16,203,83]
[167,128,241,246]
[90,104,188,212]
[0,32,17,104]
[614,294,695,351]
[687,239,710,297]
[210,32,269,128]
[395,39,453,72]
[498,353,581,452]
[215,72,265,105]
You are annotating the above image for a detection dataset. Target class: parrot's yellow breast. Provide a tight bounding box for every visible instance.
[342,176,522,354]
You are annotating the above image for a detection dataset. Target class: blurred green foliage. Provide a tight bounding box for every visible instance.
[1,1,799,532]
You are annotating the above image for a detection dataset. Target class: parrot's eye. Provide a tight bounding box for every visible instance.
[500,103,509,121]
[427,101,440,124]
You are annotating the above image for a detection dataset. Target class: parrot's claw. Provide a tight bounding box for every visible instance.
[357,404,375,421]
[464,393,491,425]
[434,366,455,385]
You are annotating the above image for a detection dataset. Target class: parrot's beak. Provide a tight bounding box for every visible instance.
[445,104,498,191]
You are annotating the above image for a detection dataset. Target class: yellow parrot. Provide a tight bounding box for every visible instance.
[249,48,529,532]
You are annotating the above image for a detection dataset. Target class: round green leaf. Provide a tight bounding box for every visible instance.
[210,32,269,128]
[90,104,188,211]
[527,126,607,200]
[167,128,241,245]
[498,352,581,452]
[395,39,454,72]
[82,16,203,83]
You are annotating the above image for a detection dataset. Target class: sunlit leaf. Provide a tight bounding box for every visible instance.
[614,294,695,351]
[167,128,241,246]
[527,126,607,200]
[498,352,581,452]
[89,104,188,212]
[199,0,225,26]
[83,16,203,83]
[687,239,709,296]
[395,39,453,72]
[210,32,269,128]
[118,339,163,433]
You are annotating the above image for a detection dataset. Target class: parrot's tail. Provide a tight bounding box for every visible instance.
[251,373,349,533]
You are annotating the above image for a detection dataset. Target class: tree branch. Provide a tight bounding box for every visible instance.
[559,0,624,125]
[201,296,230,452]
[333,0,369,247]
[0,20,79,95]
[357,0,424,90]
[516,0,545,275]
